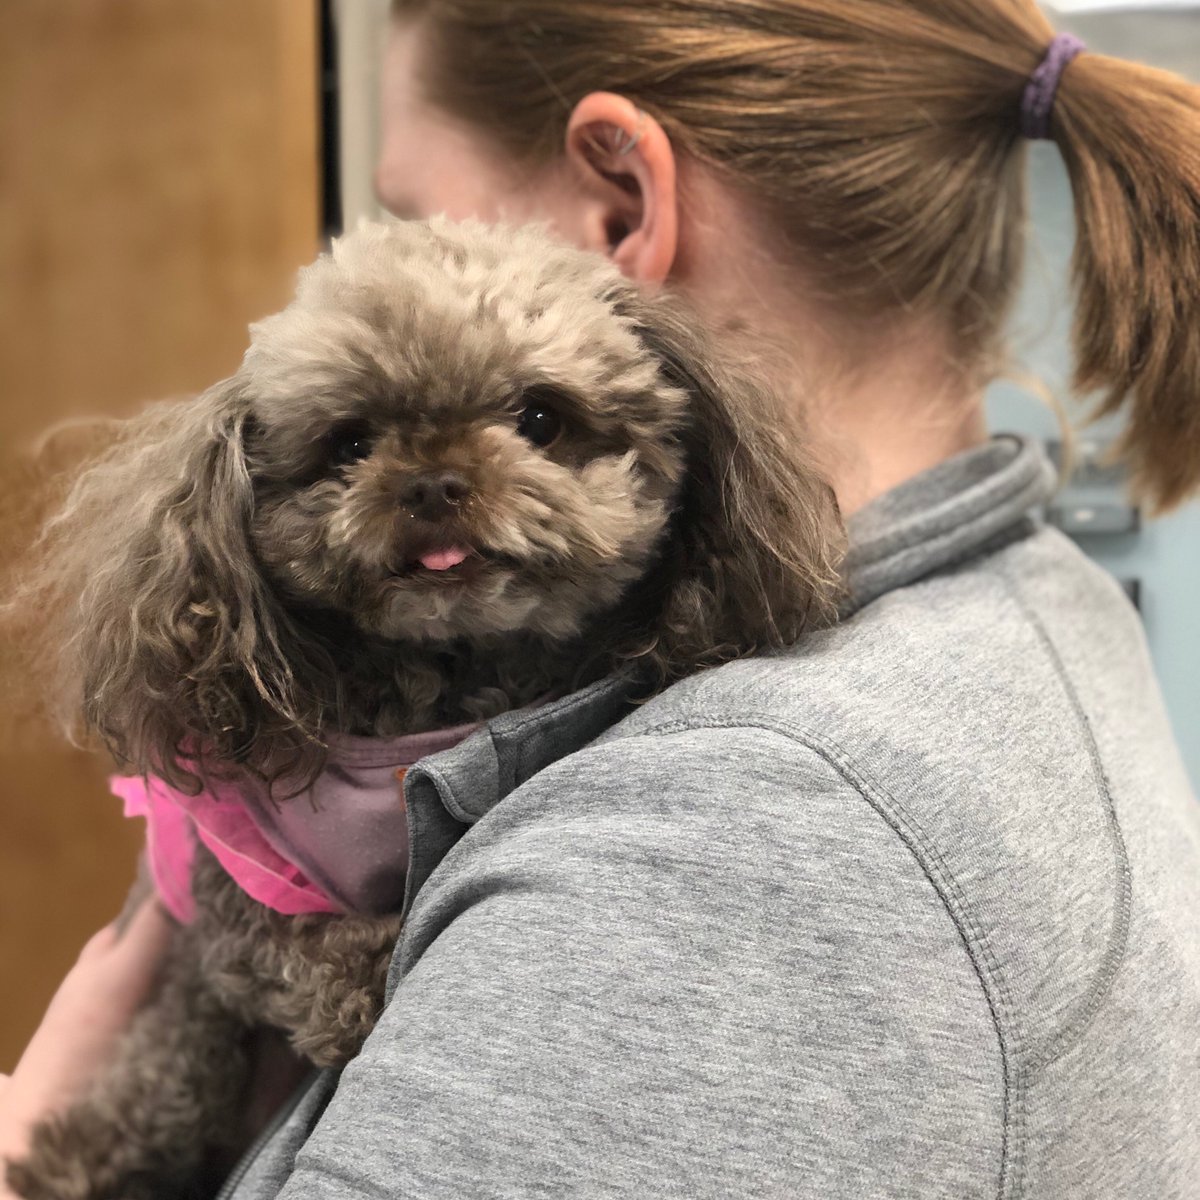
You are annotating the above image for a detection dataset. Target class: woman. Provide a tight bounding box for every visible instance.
[4,1,1199,1195]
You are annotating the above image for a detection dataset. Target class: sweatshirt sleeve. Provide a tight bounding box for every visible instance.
[278,725,1004,1199]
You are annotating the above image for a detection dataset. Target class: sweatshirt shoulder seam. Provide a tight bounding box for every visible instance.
[996,568,1134,1073]
[624,714,1015,1200]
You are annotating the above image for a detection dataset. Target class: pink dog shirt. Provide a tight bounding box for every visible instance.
[114,722,481,923]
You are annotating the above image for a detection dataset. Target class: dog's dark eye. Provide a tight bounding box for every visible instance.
[326,421,374,469]
[516,401,562,448]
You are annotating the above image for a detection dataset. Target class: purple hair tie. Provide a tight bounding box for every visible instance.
[1020,33,1087,140]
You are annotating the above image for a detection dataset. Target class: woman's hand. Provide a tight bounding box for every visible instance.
[0,898,172,1191]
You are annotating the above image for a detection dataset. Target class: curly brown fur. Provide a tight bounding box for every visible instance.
[6,932,248,1200]
[3,218,845,1199]
[5,847,395,1200]
[190,848,401,1068]
[8,218,843,793]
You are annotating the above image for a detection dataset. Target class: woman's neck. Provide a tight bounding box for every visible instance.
[795,326,989,516]
[698,290,989,516]
[675,173,989,516]
[705,297,987,516]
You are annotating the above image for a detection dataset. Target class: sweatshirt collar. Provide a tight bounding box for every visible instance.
[400,670,642,918]
[842,434,1056,614]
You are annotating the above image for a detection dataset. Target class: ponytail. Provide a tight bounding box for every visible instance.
[1051,52,1200,511]
[396,0,1200,509]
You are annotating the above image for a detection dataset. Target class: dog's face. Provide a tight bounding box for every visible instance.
[26,216,842,784]
[241,220,689,642]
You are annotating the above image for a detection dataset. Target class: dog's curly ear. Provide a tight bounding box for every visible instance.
[617,296,846,682]
[11,381,314,790]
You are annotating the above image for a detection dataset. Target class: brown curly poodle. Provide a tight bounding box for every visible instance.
[3,217,844,1200]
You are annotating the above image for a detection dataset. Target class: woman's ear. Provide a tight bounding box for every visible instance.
[618,296,847,680]
[565,92,679,286]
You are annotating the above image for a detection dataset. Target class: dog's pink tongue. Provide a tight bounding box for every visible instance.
[418,546,470,571]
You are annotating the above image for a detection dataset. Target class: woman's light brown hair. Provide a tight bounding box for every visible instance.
[393,0,1200,512]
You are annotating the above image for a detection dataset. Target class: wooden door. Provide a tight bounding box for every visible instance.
[0,0,320,1070]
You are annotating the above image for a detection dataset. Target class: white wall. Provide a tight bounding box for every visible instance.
[333,0,391,229]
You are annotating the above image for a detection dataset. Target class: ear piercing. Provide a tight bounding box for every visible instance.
[611,109,647,157]
[580,109,647,162]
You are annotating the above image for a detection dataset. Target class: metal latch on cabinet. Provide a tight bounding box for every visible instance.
[1045,438,1141,537]
[1045,438,1142,613]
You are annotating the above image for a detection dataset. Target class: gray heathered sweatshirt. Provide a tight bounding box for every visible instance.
[221,435,1200,1200]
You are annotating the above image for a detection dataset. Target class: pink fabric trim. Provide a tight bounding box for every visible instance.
[113,776,199,924]
[115,698,552,923]
[113,774,341,924]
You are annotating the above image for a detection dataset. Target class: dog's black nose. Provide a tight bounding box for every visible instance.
[400,471,471,520]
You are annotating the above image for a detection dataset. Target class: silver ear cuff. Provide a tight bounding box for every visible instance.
[612,109,647,157]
